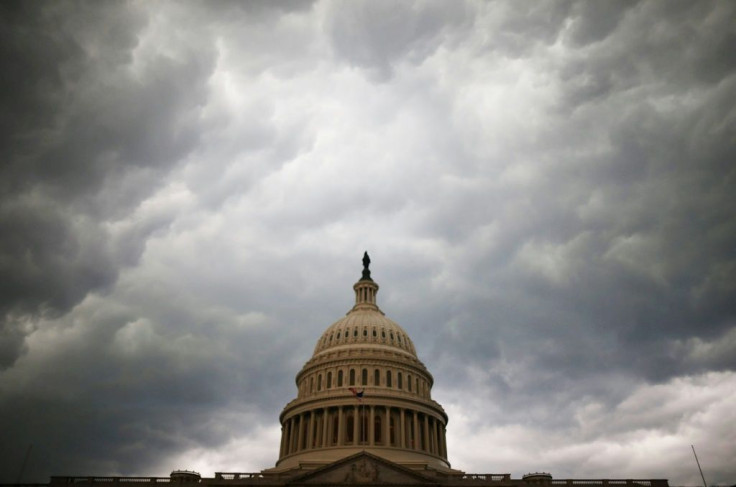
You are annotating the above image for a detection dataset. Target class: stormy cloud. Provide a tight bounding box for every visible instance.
[1,1,735,485]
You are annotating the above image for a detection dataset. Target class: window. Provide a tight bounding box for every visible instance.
[398,372,403,389]
[372,328,376,337]
[408,374,412,391]
[349,369,355,386]
[354,329,358,337]
[327,371,332,388]
[317,374,322,391]
[338,370,343,387]
[374,369,380,385]
[362,368,368,385]
[363,328,367,336]
[387,370,392,387]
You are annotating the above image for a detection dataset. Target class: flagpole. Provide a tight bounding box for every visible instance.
[691,445,707,487]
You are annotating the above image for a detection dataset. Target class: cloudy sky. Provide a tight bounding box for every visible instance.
[1,1,735,485]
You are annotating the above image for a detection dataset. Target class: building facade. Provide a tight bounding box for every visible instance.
[17,255,670,487]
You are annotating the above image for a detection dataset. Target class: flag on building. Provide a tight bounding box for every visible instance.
[348,387,364,401]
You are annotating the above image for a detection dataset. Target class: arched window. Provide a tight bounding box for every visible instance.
[310,377,314,392]
[317,374,322,391]
[387,370,392,387]
[408,374,412,391]
[337,331,341,339]
[398,372,403,389]
[374,369,380,385]
[363,328,367,336]
[349,369,355,386]
[327,371,332,388]
[354,328,358,337]
[362,368,368,385]
[338,370,343,387]
[372,328,376,337]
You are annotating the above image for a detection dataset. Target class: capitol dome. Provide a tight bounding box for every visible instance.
[272,253,450,473]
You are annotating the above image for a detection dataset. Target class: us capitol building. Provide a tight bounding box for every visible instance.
[25,254,669,487]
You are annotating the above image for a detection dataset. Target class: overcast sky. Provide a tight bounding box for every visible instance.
[1,1,735,485]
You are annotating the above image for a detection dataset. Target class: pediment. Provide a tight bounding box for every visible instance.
[288,452,435,485]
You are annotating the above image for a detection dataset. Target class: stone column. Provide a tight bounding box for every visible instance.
[400,409,406,448]
[291,417,298,453]
[296,414,305,451]
[413,412,420,450]
[369,405,375,445]
[279,425,285,457]
[337,407,344,446]
[424,414,431,451]
[322,408,329,448]
[353,405,359,445]
[307,412,315,449]
[440,423,447,458]
[384,407,390,446]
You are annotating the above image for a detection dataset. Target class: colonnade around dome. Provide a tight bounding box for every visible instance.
[279,404,447,459]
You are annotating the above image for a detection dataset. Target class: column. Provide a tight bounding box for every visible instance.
[384,407,390,446]
[353,405,359,445]
[400,409,406,448]
[291,417,298,453]
[424,414,431,451]
[369,406,375,445]
[322,408,329,448]
[279,425,285,457]
[297,413,305,451]
[307,412,315,449]
[440,423,447,457]
[337,407,344,446]
[413,412,420,450]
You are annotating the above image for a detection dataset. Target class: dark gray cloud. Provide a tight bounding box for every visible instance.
[1,1,735,485]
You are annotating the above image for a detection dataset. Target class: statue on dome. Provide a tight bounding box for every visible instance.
[361,251,372,281]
